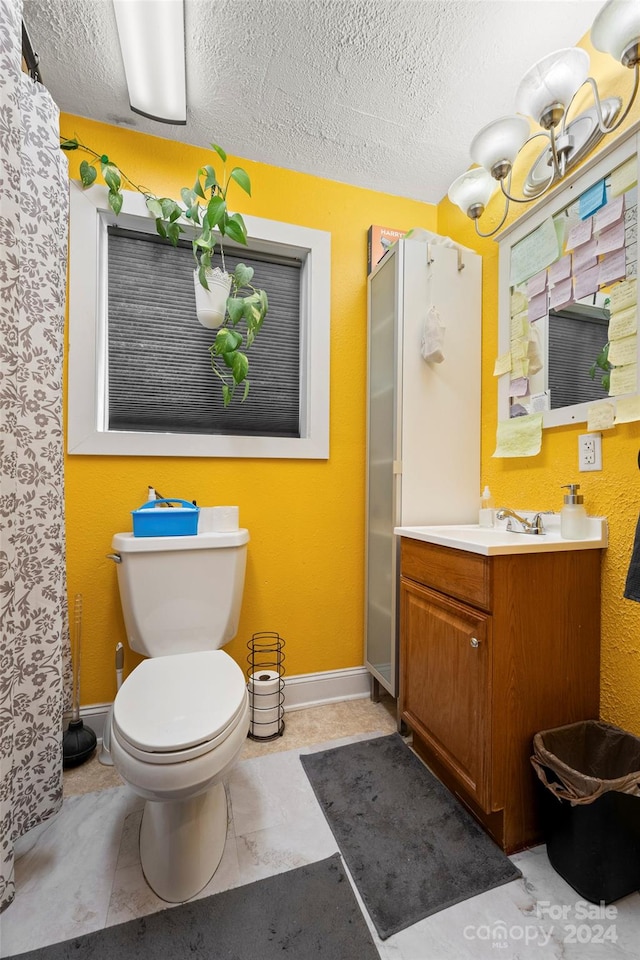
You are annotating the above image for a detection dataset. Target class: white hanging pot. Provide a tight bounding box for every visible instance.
[193,268,232,329]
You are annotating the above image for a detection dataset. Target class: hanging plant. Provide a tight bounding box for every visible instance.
[588,341,613,392]
[60,139,268,406]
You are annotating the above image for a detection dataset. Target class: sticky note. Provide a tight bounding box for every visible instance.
[608,305,637,341]
[599,249,627,287]
[509,376,529,397]
[579,180,607,220]
[567,217,593,250]
[587,402,615,431]
[610,156,637,198]
[608,333,637,367]
[594,195,624,233]
[493,414,543,458]
[614,395,640,424]
[548,255,572,285]
[527,271,547,298]
[494,352,512,377]
[609,278,637,312]
[610,362,637,396]
[528,291,548,322]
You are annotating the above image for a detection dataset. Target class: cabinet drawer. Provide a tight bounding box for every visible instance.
[401,537,491,611]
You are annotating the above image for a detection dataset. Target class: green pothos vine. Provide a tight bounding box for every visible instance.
[60,138,268,406]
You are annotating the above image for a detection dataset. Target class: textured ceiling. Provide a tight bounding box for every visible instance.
[24,0,603,204]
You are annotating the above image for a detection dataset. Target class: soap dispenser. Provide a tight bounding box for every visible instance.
[478,485,495,528]
[560,484,587,540]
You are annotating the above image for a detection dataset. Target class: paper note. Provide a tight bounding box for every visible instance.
[511,289,528,317]
[510,218,560,287]
[567,217,593,250]
[614,395,640,424]
[573,265,600,300]
[548,254,572,285]
[580,179,607,220]
[509,376,529,397]
[549,277,573,310]
[609,278,637,312]
[510,312,529,342]
[610,362,638,395]
[527,270,547,298]
[511,357,530,379]
[494,352,512,377]
[597,220,625,256]
[608,304,637,340]
[573,238,598,274]
[587,402,616,431]
[529,391,550,412]
[528,291,548,322]
[594,195,625,233]
[493,413,543,458]
[599,248,627,286]
[510,338,527,361]
[608,333,637,367]
[610,156,638,198]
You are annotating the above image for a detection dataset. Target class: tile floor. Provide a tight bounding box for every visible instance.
[2,697,640,960]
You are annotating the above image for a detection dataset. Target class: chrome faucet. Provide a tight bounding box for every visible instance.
[495,508,546,535]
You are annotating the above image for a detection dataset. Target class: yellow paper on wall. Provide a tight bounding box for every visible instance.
[510,339,527,361]
[608,334,637,367]
[510,311,529,341]
[608,305,637,341]
[610,363,638,396]
[614,395,640,423]
[511,357,530,379]
[610,156,638,198]
[511,291,528,317]
[587,402,615,431]
[493,413,543,458]
[494,352,512,377]
[608,278,637,313]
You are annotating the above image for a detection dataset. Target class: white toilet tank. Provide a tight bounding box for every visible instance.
[111,530,249,657]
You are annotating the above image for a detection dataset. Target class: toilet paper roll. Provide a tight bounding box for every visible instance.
[248,670,282,738]
[198,505,240,533]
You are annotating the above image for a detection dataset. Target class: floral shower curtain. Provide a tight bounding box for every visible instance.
[0,0,71,912]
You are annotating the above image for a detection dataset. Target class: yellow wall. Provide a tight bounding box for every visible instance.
[438,37,640,736]
[62,115,438,705]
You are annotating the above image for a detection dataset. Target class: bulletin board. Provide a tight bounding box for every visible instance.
[495,130,640,456]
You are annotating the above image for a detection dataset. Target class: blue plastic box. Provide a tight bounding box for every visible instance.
[132,499,200,538]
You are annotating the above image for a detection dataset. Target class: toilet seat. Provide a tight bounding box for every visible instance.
[113,650,247,765]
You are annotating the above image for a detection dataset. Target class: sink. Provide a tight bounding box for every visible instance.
[394,517,608,556]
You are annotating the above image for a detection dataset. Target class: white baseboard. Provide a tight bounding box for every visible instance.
[282,666,371,711]
[72,666,373,744]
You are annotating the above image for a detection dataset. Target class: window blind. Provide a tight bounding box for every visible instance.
[548,311,609,410]
[107,228,302,436]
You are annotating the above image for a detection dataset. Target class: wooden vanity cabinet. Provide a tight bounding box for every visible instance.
[399,536,602,853]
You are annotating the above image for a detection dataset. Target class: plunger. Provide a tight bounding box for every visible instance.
[62,594,97,768]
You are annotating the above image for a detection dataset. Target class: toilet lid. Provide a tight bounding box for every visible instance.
[113,650,247,753]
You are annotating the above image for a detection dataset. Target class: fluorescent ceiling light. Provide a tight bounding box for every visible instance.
[113,0,186,124]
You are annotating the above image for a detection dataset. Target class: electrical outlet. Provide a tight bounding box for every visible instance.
[578,433,602,472]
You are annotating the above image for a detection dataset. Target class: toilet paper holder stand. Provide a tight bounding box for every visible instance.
[246,632,286,741]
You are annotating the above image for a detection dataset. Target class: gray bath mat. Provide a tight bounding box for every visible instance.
[301,733,522,939]
[6,854,378,960]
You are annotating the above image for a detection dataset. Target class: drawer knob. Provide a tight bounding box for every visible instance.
[470,637,480,648]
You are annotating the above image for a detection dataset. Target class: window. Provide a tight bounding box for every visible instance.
[67,184,330,458]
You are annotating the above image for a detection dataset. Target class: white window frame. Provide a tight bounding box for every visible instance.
[67,182,331,458]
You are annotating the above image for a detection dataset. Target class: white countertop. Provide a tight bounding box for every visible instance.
[394,516,608,556]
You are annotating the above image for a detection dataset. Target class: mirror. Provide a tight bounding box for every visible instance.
[498,130,639,428]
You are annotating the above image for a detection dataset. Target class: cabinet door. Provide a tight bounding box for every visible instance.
[400,577,491,810]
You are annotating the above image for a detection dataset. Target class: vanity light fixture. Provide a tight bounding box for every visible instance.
[448,0,640,237]
[113,0,187,124]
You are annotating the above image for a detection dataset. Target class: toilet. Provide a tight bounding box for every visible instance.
[108,528,250,903]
